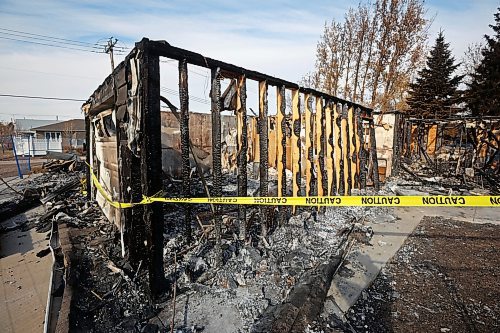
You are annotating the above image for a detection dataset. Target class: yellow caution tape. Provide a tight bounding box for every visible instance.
[86,163,499,208]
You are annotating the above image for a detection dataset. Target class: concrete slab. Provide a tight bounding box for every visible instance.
[326,206,499,319]
[0,208,51,333]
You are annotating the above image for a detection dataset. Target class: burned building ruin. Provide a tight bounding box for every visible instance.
[82,38,381,296]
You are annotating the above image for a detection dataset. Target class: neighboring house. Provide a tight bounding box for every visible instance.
[32,118,86,148]
[14,118,60,137]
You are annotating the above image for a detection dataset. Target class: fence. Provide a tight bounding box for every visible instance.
[13,136,63,156]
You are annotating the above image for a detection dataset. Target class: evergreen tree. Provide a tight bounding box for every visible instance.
[467,7,500,116]
[407,31,463,118]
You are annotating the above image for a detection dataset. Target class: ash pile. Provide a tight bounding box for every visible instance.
[59,162,385,333]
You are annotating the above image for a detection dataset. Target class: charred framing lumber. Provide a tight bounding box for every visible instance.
[85,115,91,199]
[277,86,287,197]
[259,81,269,233]
[355,108,365,189]
[179,59,192,242]
[368,118,380,191]
[291,89,301,199]
[348,107,357,189]
[391,111,403,175]
[341,105,352,195]
[121,145,145,267]
[276,86,287,225]
[319,100,328,195]
[211,68,223,259]
[137,40,166,297]
[325,101,334,196]
[304,94,314,196]
[333,103,343,195]
[315,97,324,196]
[236,75,248,241]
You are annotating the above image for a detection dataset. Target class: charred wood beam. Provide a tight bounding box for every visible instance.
[334,103,343,195]
[341,104,351,195]
[357,108,367,189]
[348,107,357,189]
[391,111,402,175]
[325,101,334,196]
[369,119,380,191]
[85,115,91,199]
[179,59,192,243]
[211,67,223,261]
[304,94,314,196]
[137,40,166,297]
[354,108,362,188]
[259,81,269,234]
[121,145,145,267]
[315,97,324,196]
[319,100,328,195]
[277,86,287,198]
[277,86,287,224]
[236,75,248,241]
[291,89,301,200]
[145,39,370,112]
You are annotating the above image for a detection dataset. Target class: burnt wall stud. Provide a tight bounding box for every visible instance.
[236,75,248,241]
[211,67,223,263]
[259,81,269,235]
[369,119,380,191]
[138,40,166,298]
[304,94,314,196]
[85,115,91,200]
[325,101,334,196]
[291,89,302,203]
[277,85,287,224]
[315,97,324,197]
[179,59,192,243]
[333,103,344,194]
[355,108,364,189]
[341,104,351,195]
[348,106,357,189]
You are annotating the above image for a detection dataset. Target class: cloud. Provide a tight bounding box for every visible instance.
[0,0,497,121]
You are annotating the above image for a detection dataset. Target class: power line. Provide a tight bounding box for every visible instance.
[0,27,129,50]
[0,30,103,50]
[0,36,105,53]
[0,27,103,47]
[0,27,131,55]
[160,87,210,105]
[0,94,86,102]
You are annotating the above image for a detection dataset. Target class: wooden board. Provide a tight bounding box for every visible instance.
[333,102,342,195]
[341,104,350,195]
[304,94,313,196]
[354,108,362,189]
[348,106,357,189]
[236,75,247,240]
[315,97,323,196]
[410,124,418,153]
[268,117,277,168]
[291,89,301,198]
[426,124,438,156]
[258,81,268,197]
[277,86,286,197]
[325,101,334,196]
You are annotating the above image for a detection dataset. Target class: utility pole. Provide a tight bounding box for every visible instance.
[105,37,118,72]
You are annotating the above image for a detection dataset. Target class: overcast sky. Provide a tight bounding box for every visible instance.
[0,0,498,122]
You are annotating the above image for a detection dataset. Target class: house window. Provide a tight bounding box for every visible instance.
[45,132,61,140]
